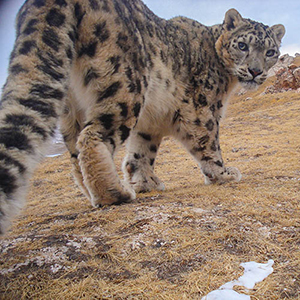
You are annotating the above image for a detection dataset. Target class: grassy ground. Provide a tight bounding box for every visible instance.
[1,74,300,299]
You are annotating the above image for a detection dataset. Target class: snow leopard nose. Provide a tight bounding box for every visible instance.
[248,68,263,79]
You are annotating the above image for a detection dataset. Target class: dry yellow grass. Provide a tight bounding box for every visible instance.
[1,75,300,299]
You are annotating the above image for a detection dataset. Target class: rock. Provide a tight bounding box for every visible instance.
[268,54,295,77]
[264,54,300,94]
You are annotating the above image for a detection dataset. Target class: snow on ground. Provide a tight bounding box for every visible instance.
[202,260,274,300]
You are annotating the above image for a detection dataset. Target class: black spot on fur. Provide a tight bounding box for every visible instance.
[217,100,223,109]
[19,40,36,55]
[133,102,141,117]
[125,67,133,80]
[66,47,73,60]
[47,49,62,66]
[0,166,17,196]
[202,156,212,161]
[23,19,38,35]
[89,0,100,10]
[102,0,110,12]
[205,79,213,90]
[193,134,209,152]
[117,33,130,52]
[205,119,214,131]
[94,21,110,42]
[210,141,217,151]
[99,114,114,130]
[5,114,48,139]
[68,27,77,44]
[46,8,66,27]
[55,0,67,6]
[186,133,193,140]
[150,158,155,166]
[0,152,26,174]
[150,145,157,152]
[119,125,131,142]
[33,0,45,7]
[143,76,148,88]
[138,132,151,141]
[128,83,136,93]
[198,94,208,106]
[37,64,65,81]
[98,81,121,102]
[118,103,128,118]
[37,54,65,81]
[134,153,141,159]
[0,128,33,152]
[193,145,206,152]
[10,64,28,75]
[71,153,78,159]
[84,68,99,86]
[136,79,142,93]
[30,84,64,100]
[108,56,121,74]
[214,160,223,167]
[194,118,201,126]
[74,2,85,27]
[78,41,98,57]
[18,98,57,118]
[172,109,181,124]
[42,28,61,52]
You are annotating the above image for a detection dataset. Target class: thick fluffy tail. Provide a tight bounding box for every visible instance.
[0,0,78,234]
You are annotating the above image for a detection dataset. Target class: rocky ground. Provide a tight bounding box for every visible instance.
[0,56,300,299]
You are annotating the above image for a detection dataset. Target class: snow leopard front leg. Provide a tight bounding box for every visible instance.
[178,112,241,185]
[123,129,165,193]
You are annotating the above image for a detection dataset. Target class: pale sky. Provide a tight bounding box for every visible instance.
[0,0,299,90]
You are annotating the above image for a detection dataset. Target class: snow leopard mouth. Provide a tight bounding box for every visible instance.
[239,79,260,90]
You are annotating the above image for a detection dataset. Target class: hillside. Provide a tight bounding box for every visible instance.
[1,62,300,299]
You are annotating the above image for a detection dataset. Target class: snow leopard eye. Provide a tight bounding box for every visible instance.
[238,42,248,51]
[266,49,276,57]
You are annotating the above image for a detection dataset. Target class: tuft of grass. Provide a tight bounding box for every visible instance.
[1,76,300,299]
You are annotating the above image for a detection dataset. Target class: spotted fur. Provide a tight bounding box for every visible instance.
[0,0,285,234]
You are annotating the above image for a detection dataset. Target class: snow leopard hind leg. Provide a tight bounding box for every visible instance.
[0,0,77,234]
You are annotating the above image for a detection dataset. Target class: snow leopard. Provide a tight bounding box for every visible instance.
[0,0,285,234]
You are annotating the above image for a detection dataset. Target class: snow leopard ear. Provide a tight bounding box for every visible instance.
[270,24,285,44]
[224,9,243,31]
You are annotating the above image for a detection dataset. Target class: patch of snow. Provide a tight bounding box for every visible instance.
[202,289,250,300]
[202,260,274,300]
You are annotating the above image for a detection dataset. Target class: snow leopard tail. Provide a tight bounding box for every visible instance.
[0,0,81,234]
